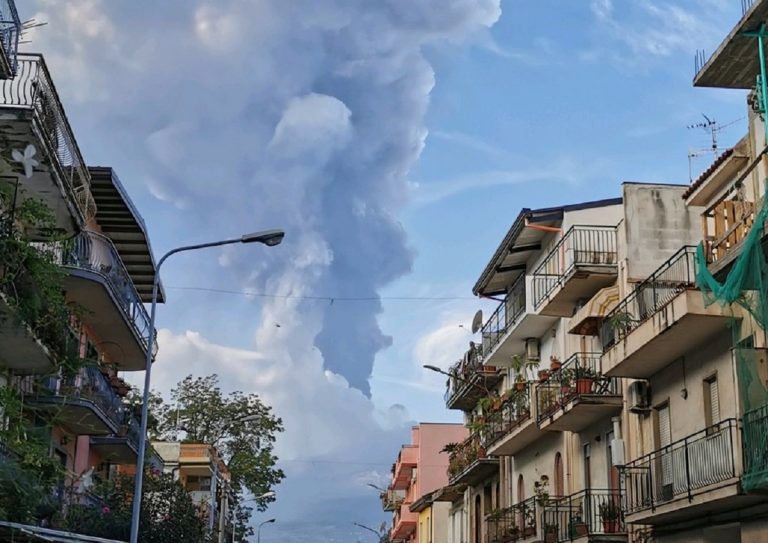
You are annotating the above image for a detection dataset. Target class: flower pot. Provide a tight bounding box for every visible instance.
[545,531,557,543]
[576,378,592,394]
[570,522,588,537]
[515,382,526,392]
[550,359,562,371]
[478,446,487,458]
[483,365,497,373]
[560,385,572,397]
[602,520,620,533]
[523,526,535,538]
[538,370,550,382]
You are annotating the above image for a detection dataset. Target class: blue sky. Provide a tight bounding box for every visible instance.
[23,1,748,541]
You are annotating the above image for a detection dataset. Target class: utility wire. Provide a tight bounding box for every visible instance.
[166,285,476,302]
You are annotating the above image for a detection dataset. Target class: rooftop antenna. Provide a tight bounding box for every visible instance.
[687,114,720,154]
[471,310,483,334]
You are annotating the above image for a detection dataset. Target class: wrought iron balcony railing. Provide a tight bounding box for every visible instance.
[535,353,619,424]
[600,246,697,351]
[532,226,617,310]
[63,230,156,356]
[0,54,95,219]
[623,419,738,514]
[0,0,20,76]
[485,496,537,543]
[480,274,525,357]
[485,384,532,447]
[443,343,485,404]
[447,433,486,482]
[541,489,625,542]
[743,404,768,492]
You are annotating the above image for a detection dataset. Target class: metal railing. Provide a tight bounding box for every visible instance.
[485,497,537,543]
[623,419,738,514]
[480,274,526,357]
[535,353,619,424]
[444,343,485,404]
[485,384,532,447]
[28,363,125,431]
[542,489,625,542]
[63,230,156,356]
[448,434,485,482]
[741,405,768,492]
[532,226,617,309]
[0,54,95,220]
[0,0,19,75]
[601,245,698,351]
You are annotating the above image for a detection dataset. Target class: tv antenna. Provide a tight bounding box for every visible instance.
[20,19,47,44]
[686,115,743,181]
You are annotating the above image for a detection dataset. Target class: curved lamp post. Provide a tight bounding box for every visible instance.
[129,230,285,543]
[257,518,276,543]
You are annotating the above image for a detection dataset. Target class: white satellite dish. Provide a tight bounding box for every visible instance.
[471,310,483,334]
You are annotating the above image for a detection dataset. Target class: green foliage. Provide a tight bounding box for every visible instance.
[64,471,206,542]
[0,385,64,524]
[150,375,285,541]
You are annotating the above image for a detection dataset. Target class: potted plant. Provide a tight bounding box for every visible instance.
[609,310,634,337]
[538,387,558,415]
[538,368,551,382]
[549,355,562,371]
[568,514,588,537]
[543,523,558,543]
[599,500,621,533]
[559,368,574,397]
[574,365,596,394]
[533,475,550,505]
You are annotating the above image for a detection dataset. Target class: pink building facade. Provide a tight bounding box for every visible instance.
[386,423,468,543]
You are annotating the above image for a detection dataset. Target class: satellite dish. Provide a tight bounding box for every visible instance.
[471,310,484,334]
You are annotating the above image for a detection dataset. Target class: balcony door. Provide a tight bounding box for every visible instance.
[474,495,481,543]
[656,403,673,502]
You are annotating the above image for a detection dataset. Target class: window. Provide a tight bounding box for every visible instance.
[554,453,564,497]
[704,374,720,428]
[583,443,591,489]
[656,402,673,500]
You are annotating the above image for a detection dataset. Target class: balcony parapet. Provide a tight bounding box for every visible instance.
[623,419,739,519]
[601,246,697,352]
[532,225,618,317]
[485,496,537,543]
[541,489,626,542]
[0,54,95,223]
[444,344,503,411]
[61,230,157,359]
[535,353,621,431]
[480,274,525,357]
[485,383,532,448]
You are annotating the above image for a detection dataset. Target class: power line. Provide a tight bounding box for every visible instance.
[166,285,476,302]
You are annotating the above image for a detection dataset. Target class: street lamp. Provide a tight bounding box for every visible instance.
[257,518,276,543]
[233,492,276,542]
[352,522,385,541]
[129,230,285,543]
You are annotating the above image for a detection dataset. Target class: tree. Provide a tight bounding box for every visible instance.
[153,375,285,541]
[64,470,206,542]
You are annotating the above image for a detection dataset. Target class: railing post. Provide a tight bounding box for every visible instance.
[684,436,693,502]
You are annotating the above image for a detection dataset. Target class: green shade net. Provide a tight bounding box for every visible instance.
[695,184,768,492]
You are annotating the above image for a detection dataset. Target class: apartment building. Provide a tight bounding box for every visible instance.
[384,423,468,543]
[0,49,160,524]
[153,442,235,542]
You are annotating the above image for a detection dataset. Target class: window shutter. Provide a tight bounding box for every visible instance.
[709,378,720,426]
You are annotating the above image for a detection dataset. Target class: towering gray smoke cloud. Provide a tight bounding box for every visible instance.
[26,0,501,396]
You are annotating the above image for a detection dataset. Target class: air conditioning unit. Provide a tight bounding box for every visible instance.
[628,381,651,414]
[525,338,540,362]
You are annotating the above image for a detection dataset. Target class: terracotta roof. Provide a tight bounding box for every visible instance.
[682,148,734,199]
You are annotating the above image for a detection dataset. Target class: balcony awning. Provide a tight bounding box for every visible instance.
[473,198,622,297]
[569,285,619,336]
[88,167,164,303]
[0,521,126,542]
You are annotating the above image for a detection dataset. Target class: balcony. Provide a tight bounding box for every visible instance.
[22,364,125,436]
[0,1,20,79]
[542,489,626,542]
[600,246,731,378]
[391,445,418,490]
[0,54,95,232]
[743,404,768,492]
[481,275,557,367]
[58,230,155,370]
[536,353,622,432]
[391,502,418,540]
[445,345,503,411]
[90,414,141,463]
[381,488,406,512]
[485,384,540,456]
[533,226,618,317]
[448,434,498,486]
[693,0,768,89]
[622,419,760,525]
[485,497,537,543]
